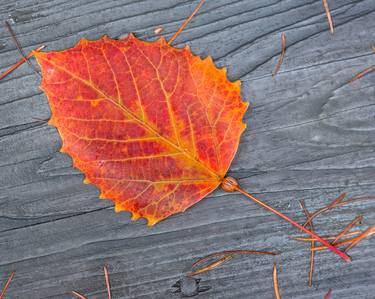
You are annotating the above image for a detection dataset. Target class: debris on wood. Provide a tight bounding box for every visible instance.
[154,26,164,35]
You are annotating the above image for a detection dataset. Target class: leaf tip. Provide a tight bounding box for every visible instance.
[99,193,106,200]
[83,177,91,184]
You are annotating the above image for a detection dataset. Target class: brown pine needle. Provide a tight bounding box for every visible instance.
[233,184,350,261]
[324,288,332,299]
[72,265,113,299]
[168,0,206,45]
[292,231,362,242]
[5,21,41,76]
[103,265,112,299]
[72,291,88,299]
[345,224,375,252]
[302,194,374,227]
[273,263,281,299]
[332,215,363,245]
[313,225,375,251]
[272,32,286,78]
[191,249,277,269]
[322,0,334,34]
[300,200,315,287]
[303,193,346,226]
[0,45,45,80]
[190,255,233,276]
[349,65,375,83]
[154,26,164,35]
[0,271,14,299]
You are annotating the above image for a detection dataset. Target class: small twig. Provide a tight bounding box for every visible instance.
[5,21,41,77]
[103,265,112,299]
[72,291,88,299]
[332,215,363,245]
[322,0,334,34]
[168,0,206,45]
[0,272,14,299]
[349,65,375,83]
[189,255,233,276]
[272,32,286,78]
[0,45,45,80]
[324,288,332,299]
[273,263,281,299]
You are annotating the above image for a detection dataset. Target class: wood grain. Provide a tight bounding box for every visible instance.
[0,0,374,298]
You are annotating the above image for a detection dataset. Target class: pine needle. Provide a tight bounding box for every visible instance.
[349,65,375,83]
[273,263,281,299]
[332,216,362,245]
[292,231,362,242]
[189,255,233,276]
[272,32,286,78]
[190,249,276,276]
[191,249,276,268]
[5,21,41,76]
[0,45,45,80]
[345,224,375,252]
[300,200,315,287]
[0,272,14,299]
[168,0,206,45]
[322,0,334,34]
[104,265,112,299]
[324,288,332,299]
[72,291,88,299]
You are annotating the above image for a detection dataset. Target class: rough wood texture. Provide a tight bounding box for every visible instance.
[0,0,374,298]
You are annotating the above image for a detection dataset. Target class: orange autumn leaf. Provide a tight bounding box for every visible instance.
[34,34,248,225]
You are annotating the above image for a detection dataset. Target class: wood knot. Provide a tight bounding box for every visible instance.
[221,177,239,192]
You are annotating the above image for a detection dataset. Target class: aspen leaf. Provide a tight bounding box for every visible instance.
[34,34,248,225]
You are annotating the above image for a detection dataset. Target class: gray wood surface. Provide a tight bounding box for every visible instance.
[0,0,375,298]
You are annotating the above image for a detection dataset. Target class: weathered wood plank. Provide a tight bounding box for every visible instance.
[0,0,374,298]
